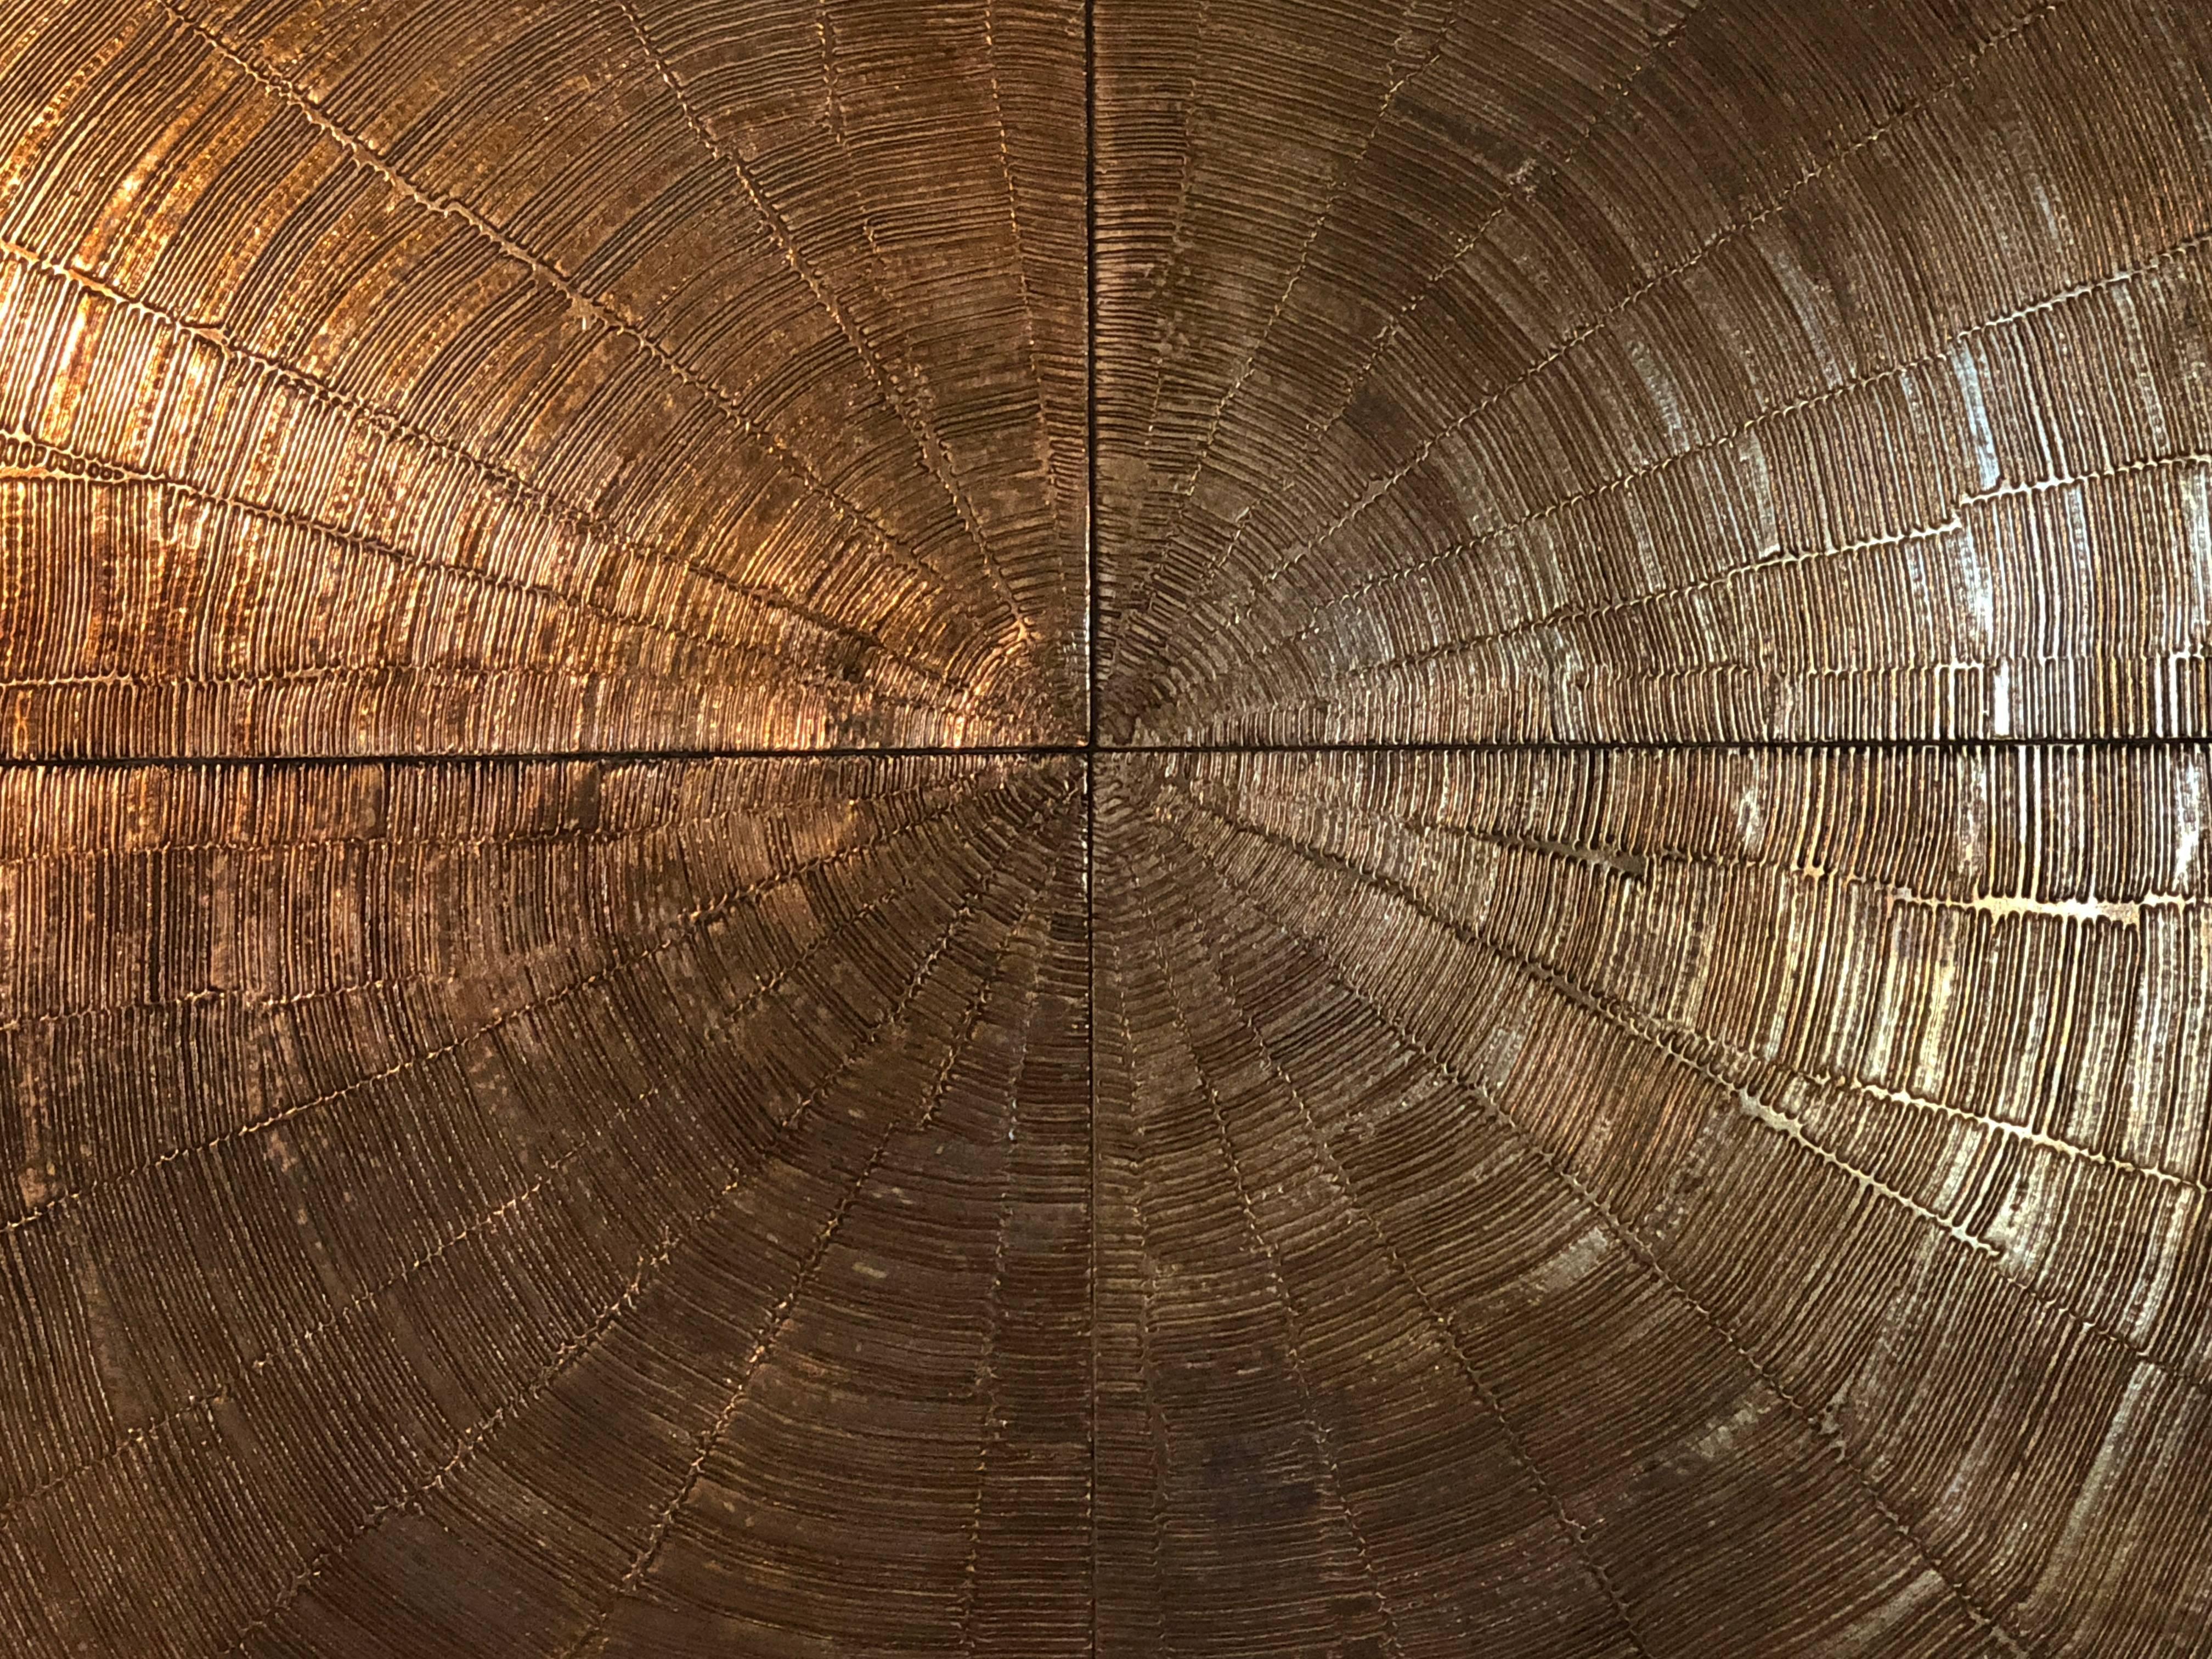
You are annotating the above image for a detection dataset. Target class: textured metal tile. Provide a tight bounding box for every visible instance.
[5,0,2212,1654]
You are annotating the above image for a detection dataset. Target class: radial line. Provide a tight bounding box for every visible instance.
[1168,808,2033,1655]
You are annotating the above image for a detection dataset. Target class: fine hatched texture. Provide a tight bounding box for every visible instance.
[3,0,2209,1655]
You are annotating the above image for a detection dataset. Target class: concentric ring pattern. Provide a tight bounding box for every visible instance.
[3,1,2209,1656]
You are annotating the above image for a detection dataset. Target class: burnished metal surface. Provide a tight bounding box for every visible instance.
[1095,746,2210,1655]
[1094,0,2212,746]
[0,0,1087,753]
[2,0,2209,1656]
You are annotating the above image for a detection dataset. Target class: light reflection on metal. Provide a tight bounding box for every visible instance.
[1,0,2207,1654]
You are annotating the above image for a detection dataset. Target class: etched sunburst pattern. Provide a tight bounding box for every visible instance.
[2,1,2209,1655]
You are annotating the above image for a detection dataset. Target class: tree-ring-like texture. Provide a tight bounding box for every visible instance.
[1,1,2208,1655]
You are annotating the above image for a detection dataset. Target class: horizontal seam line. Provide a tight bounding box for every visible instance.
[0,735,2207,768]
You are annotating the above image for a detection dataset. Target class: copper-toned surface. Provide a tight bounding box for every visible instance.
[1095,0,2212,746]
[5,0,2212,1655]
[1096,746,2211,1655]
[0,0,1086,753]
[3,755,1092,1654]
